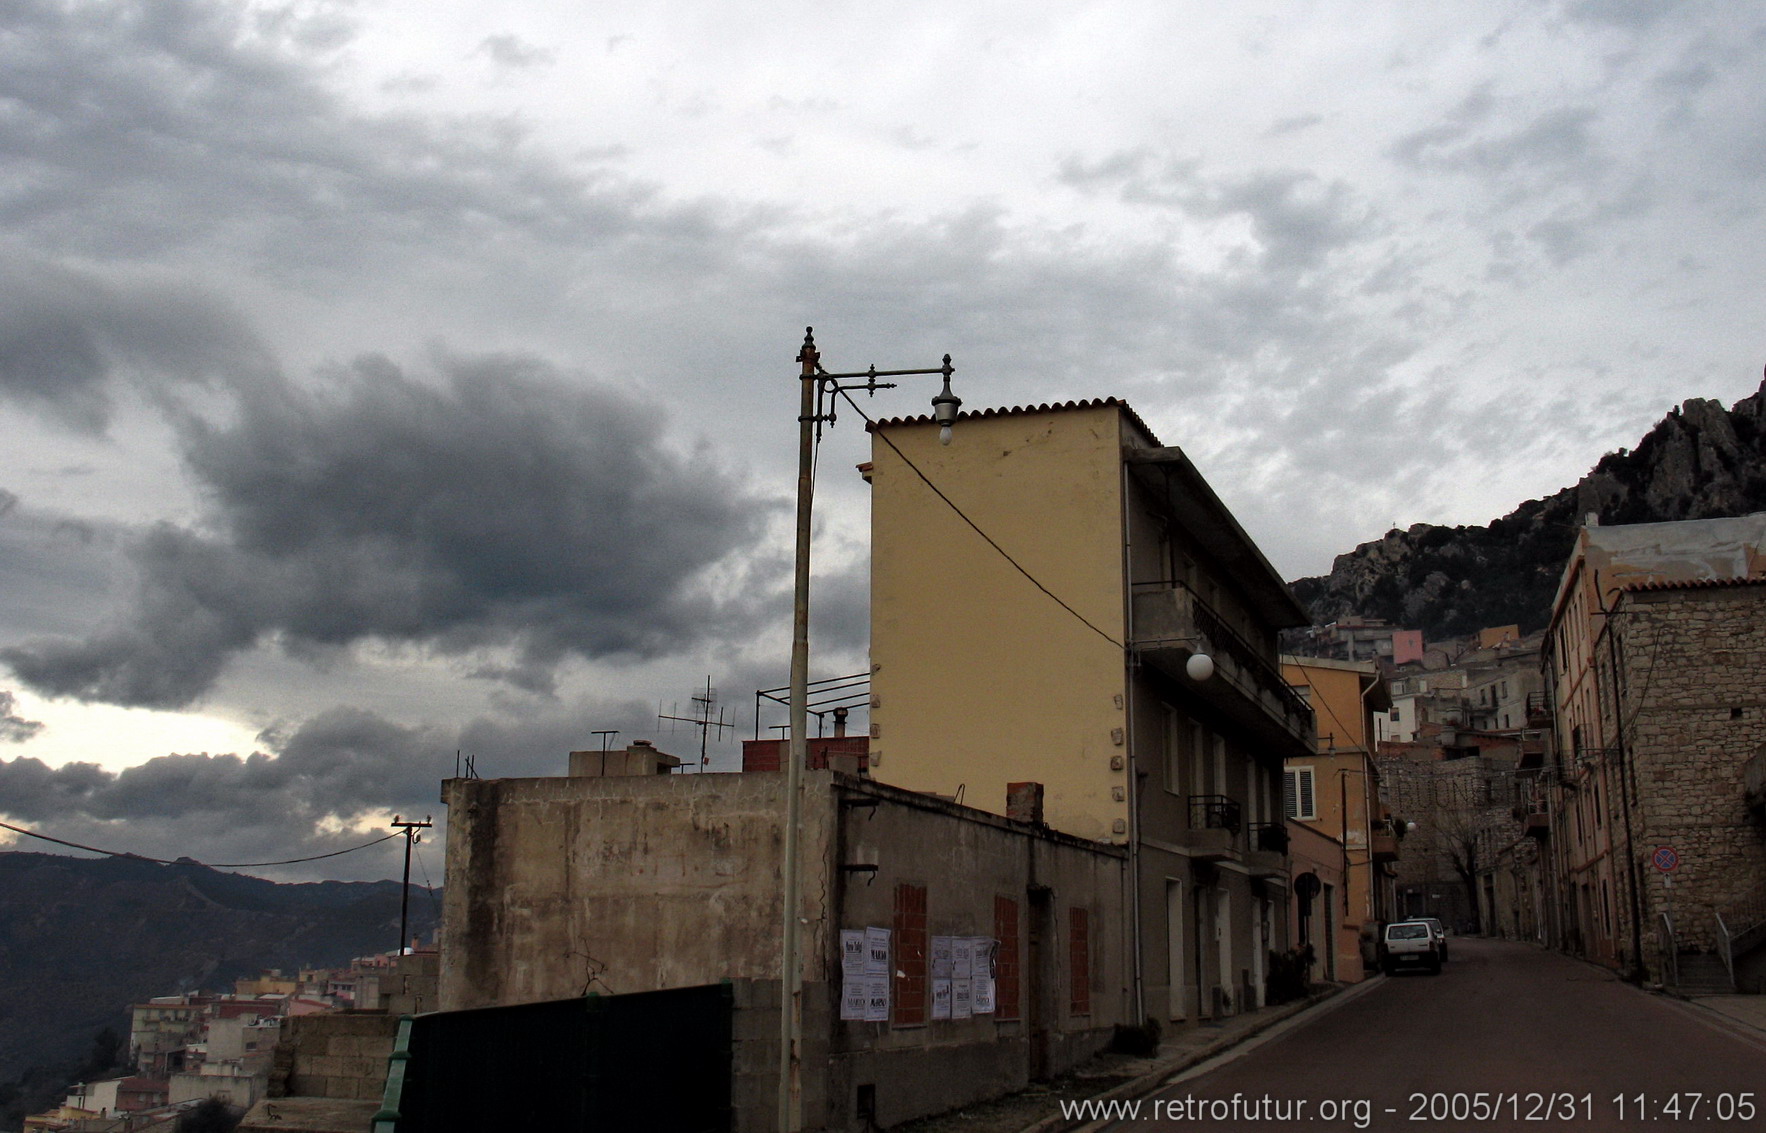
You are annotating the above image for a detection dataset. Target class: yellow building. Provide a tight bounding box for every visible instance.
[1280,656,1397,981]
[868,399,1316,1022]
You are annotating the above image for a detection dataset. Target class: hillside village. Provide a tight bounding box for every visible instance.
[12,389,1766,1133]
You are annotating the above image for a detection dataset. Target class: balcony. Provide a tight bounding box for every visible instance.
[1247,821,1288,878]
[1370,820,1401,862]
[1184,794,1243,862]
[1132,582,1315,758]
[1522,811,1550,839]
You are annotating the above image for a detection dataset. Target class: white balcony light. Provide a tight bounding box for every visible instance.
[1185,653,1215,682]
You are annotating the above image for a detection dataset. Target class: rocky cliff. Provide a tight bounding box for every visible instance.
[1291,379,1766,638]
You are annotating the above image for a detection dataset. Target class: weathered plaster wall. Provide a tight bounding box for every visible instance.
[439,771,835,1011]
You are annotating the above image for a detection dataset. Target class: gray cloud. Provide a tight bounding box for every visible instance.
[0,256,274,430]
[0,705,447,879]
[0,0,661,287]
[2,352,780,708]
[475,34,555,70]
[0,691,43,743]
[1389,104,1600,177]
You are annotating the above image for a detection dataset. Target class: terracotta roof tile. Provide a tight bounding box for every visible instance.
[867,397,1161,445]
[1619,575,1766,593]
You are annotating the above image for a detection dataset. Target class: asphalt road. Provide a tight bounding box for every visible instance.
[1101,938,1766,1133]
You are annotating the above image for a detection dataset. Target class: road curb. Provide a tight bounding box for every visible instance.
[1018,982,1354,1133]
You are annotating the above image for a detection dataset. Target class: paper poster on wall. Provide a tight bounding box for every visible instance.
[972,975,996,1015]
[865,927,891,976]
[864,975,890,1022]
[931,936,953,980]
[931,979,953,1020]
[841,930,868,977]
[840,979,868,1021]
[951,936,974,979]
[971,937,997,977]
[951,978,973,1019]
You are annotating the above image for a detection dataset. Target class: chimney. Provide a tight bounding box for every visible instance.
[833,706,849,738]
[1006,781,1045,826]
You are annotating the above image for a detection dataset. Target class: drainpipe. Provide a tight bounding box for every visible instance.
[1599,593,1646,982]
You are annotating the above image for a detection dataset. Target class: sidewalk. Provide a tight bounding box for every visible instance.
[895,982,1353,1133]
[1681,993,1766,1036]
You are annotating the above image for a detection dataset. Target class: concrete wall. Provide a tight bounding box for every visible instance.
[868,404,1129,843]
[439,770,834,1010]
[439,768,1127,1131]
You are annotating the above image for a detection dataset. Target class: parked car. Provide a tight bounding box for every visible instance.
[1416,917,1448,961]
[1381,920,1442,975]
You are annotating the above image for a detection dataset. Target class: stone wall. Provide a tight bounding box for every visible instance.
[266,1012,398,1101]
[1617,584,1766,958]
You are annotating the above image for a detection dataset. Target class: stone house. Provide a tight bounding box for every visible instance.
[1542,513,1766,989]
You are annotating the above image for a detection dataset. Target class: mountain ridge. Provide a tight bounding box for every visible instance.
[0,851,439,1119]
[1290,378,1766,637]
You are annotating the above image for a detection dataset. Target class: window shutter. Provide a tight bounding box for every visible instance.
[1284,768,1316,820]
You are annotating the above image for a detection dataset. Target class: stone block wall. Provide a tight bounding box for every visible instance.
[1617,585,1766,955]
[267,1012,399,1101]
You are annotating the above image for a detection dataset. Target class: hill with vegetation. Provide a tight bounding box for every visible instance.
[0,851,439,1125]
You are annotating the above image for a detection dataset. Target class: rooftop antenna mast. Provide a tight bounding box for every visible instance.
[658,676,733,770]
[590,730,620,777]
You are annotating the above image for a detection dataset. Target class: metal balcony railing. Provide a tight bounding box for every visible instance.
[1131,581,1314,747]
[1189,794,1242,835]
[1249,821,1289,854]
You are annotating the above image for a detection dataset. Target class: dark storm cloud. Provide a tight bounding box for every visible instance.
[0,492,125,639]
[1,352,779,708]
[0,256,273,430]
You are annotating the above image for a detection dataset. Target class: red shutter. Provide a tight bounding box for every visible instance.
[893,883,928,1026]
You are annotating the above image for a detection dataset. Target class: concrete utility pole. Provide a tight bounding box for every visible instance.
[779,328,958,1133]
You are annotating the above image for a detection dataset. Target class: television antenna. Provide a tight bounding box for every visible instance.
[659,676,733,769]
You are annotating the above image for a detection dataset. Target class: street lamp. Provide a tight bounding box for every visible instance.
[780,328,958,1133]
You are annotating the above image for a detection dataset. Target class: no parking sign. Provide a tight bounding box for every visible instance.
[1652,845,1680,872]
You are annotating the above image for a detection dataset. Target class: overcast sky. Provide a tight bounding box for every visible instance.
[2,0,1763,880]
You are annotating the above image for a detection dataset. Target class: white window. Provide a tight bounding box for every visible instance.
[1283,766,1316,820]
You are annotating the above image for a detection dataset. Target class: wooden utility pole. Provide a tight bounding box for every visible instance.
[391,815,433,955]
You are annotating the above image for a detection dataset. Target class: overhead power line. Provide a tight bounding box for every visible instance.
[0,817,402,868]
[843,388,1125,651]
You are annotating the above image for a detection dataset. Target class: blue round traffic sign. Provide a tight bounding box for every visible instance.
[1652,846,1680,872]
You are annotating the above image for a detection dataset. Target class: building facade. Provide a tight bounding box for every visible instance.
[1543,514,1766,989]
[1281,657,1398,981]
[866,399,1315,1025]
